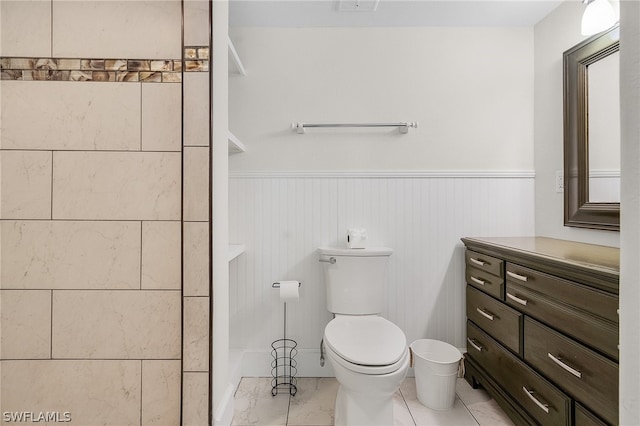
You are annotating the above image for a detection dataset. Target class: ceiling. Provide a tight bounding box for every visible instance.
[229,0,566,28]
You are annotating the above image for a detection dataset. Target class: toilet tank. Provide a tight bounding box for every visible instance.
[318,247,392,315]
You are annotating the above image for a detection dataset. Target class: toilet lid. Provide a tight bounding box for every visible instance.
[324,316,407,366]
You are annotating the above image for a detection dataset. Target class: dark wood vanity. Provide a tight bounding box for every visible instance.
[462,237,619,426]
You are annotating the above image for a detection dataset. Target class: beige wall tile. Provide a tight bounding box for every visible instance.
[52,0,181,59]
[183,297,209,372]
[183,73,210,147]
[184,1,210,46]
[52,290,181,359]
[52,152,181,220]
[142,221,181,290]
[1,360,141,426]
[0,290,51,359]
[183,147,209,221]
[184,222,209,296]
[183,372,210,426]
[0,1,51,57]
[142,360,181,426]
[0,221,140,290]
[0,150,52,219]
[0,81,140,151]
[142,83,182,152]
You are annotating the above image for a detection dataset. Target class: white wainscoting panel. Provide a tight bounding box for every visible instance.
[229,172,535,376]
[589,170,620,203]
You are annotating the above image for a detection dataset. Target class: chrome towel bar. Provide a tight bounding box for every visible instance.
[292,122,418,134]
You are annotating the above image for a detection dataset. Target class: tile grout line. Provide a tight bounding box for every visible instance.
[399,387,418,426]
[139,221,143,290]
[139,82,143,151]
[50,151,54,220]
[50,289,54,359]
[140,360,144,426]
[50,0,53,57]
[286,392,292,426]
[454,392,481,426]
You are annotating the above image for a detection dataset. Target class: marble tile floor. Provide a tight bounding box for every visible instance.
[232,377,514,426]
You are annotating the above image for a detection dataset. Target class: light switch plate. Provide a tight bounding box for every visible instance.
[556,170,564,193]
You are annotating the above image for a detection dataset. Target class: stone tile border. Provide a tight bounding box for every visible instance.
[0,47,209,82]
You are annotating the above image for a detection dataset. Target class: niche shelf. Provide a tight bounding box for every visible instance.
[228,131,246,154]
[228,35,246,76]
[228,244,246,262]
[228,35,246,155]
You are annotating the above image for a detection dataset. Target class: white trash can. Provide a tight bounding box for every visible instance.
[410,339,462,410]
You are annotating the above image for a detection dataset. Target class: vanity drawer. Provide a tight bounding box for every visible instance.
[505,263,618,323]
[505,282,618,360]
[465,266,503,299]
[465,250,503,279]
[575,403,608,426]
[467,321,571,426]
[466,286,521,355]
[524,317,618,425]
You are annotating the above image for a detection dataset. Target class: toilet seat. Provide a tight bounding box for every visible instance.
[324,342,409,375]
[324,315,407,375]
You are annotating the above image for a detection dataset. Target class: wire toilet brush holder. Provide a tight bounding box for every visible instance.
[270,282,299,397]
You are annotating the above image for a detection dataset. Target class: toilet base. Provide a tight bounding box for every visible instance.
[334,386,395,426]
[326,345,410,426]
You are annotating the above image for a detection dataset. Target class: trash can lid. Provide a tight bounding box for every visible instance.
[324,316,406,366]
[410,339,462,364]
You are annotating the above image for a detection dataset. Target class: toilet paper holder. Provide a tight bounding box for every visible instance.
[272,281,302,288]
[271,281,302,397]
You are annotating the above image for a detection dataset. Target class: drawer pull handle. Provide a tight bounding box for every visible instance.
[469,257,486,267]
[522,386,550,414]
[470,276,486,286]
[507,292,528,306]
[548,353,582,378]
[476,307,494,321]
[507,271,528,282]
[467,338,483,352]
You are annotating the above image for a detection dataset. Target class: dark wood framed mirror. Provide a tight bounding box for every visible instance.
[564,25,620,231]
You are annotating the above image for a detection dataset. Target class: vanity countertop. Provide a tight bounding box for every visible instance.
[461,236,619,293]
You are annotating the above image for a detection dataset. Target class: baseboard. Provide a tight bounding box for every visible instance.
[229,350,244,390]
[237,347,467,379]
[213,383,236,426]
[214,352,244,426]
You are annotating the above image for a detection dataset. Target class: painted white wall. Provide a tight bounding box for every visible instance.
[619,1,640,422]
[229,26,534,172]
[533,1,620,246]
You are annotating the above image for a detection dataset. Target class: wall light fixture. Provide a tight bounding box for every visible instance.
[581,0,618,36]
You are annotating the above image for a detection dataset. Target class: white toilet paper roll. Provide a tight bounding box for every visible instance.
[278,281,300,303]
[347,228,367,249]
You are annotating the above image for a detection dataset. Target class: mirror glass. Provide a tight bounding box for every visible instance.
[588,50,620,203]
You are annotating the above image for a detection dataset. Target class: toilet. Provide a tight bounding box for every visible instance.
[319,247,409,426]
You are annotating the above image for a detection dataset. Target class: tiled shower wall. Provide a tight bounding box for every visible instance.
[0,1,211,425]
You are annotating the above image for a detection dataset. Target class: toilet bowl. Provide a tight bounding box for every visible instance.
[323,314,409,426]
